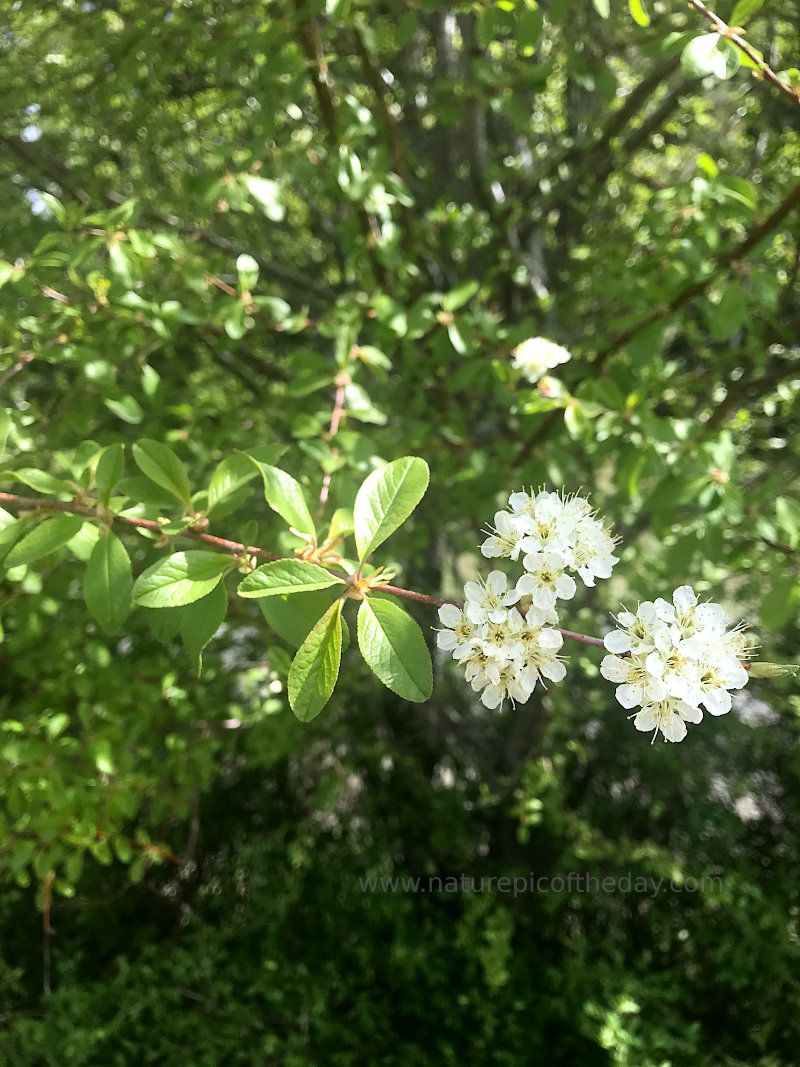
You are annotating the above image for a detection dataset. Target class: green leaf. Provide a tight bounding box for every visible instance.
[592,0,609,17]
[288,602,343,721]
[628,0,650,26]
[760,576,800,630]
[132,551,232,608]
[180,581,228,675]
[91,738,115,776]
[258,588,342,648]
[132,439,193,509]
[241,453,315,539]
[104,395,143,424]
[4,469,74,496]
[441,280,479,312]
[357,597,433,702]
[207,453,261,513]
[147,605,185,642]
[236,253,259,291]
[517,6,543,49]
[730,0,764,25]
[776,497,800,549]
[681,34,742,80]
[328,508,355,541]
[238,559,343,599]
[94,444,125,505]
[83,532,132,632]
[354,456,430,562]
[5,515,84,569]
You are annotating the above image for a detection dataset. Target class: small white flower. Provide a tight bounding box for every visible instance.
[436,603,477,656]
[511,337,571,385]
[601,654,666,709]
[570,523,619,587]
[632,697,703,744]
[516,551,576,611]
[474,662,534,710]
[464,570,519,625]
[480,511,527,560]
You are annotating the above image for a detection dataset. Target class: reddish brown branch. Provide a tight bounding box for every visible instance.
[0,492,279,561]
[0,351,35,389]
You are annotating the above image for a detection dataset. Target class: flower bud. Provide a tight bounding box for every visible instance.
[746,662,799,678]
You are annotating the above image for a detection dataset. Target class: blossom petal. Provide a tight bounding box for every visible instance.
[600,654,629,682]
[673,585,697,612]
[702,688,732,716]
[604,630,631,654]
[438,604,462,627]
[616,683,643,709]
[661,713,687,743]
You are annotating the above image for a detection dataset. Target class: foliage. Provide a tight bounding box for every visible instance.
[1,0,800,1062]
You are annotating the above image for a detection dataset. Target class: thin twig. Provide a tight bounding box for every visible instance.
[319,371,349,507]
[0,492,279,560]
[0,351,34,389]
[688,0,800,107]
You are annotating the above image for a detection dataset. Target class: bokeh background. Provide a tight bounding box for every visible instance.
[1,1,800,1063]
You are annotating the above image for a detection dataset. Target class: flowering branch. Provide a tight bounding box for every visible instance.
[0,489,612,651]
[688,0,800,107]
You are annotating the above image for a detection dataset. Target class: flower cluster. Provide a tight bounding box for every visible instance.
[601,586,752,744]
[438,489,619,709]
[511,337,571,384]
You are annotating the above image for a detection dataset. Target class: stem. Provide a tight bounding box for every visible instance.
[0,492,279,561]
[319,372,348,507]
[0,351,35,389]
[555,627,607,650]
[688,0,800,108]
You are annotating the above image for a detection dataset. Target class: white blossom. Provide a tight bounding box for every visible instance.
[516,551,577,611]
[603,586,752,742]
[511,337,571,384]
[463,570,519,625]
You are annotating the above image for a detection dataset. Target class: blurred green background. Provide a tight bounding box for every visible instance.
[1,0,799,1063]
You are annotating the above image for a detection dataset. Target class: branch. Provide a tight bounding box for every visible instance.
[0,492,611,652]
[0,351,34,389]
[0,492,279,561]
[688,0,800,108]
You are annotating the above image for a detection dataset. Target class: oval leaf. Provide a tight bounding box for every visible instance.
[3,469,74,496]
[241,453,315,539]
[288,602,343,721]
[238,559,343,599]
[94,443,125,505]
[83,532,132,631]
[5,514,84,569]
[354,457,430,562]
[132,551,232,608]
[180,581,228,675]
[132,439,193,508]
[357,597,433,702]
[207,453,260,512]
[258,588,342,648]
[628,0,650,26]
